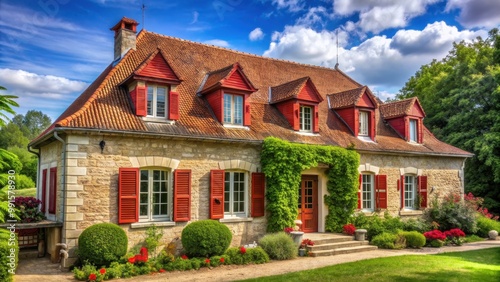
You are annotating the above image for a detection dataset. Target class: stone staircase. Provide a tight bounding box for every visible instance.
[304,233,378,257]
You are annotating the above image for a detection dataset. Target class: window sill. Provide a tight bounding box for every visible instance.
[220,217,253,223]
[223,124,249,130]
[130,221,176,229]
[296,131,319,136]
[399,210,423,216]
[357,136,375,143]
[143,117,175,124]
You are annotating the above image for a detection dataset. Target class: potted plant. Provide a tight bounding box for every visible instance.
[299,238,314,256]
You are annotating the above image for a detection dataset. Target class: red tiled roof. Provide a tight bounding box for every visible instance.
[31,29,470,157]
[380,97,426,119]
[327,86,377,109]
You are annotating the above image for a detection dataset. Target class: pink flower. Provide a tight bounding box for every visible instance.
[99,268,106,275]
[88,273,97,281]
[239,246,246,254]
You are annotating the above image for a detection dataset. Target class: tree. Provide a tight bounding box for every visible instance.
[0,86,19,128]
[10,110,51,140]
[397,30,500,214]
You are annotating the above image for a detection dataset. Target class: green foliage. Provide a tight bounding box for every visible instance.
[144,225,163,258]
[77,223,128,267]
[400,231,426,248]
[0,86,19,128]
[430,239,445,247]
[475,216,500,237]
[371,232,406,249]
[7,146,37,182]
[424,193,478,234]
[262,137,359,232]
[0,149,22,172]
[0,229,18,282]
[0,174,35,189]
[258,232,297,260]
[397,30,500,215]
[350,212,404,241]
[181,220,232,257]
[402,218,432,233]
[224,246,269,265]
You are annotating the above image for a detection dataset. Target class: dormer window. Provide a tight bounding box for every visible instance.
[359,111,369,136]
[223,93,243,125]
[147,85,168,118]
[380,97,426,144]
[300,105,312,132]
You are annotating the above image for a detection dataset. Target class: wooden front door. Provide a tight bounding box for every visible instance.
[298,175,318,233]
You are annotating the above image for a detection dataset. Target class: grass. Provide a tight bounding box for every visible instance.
[14,188,36,197]
[242,248,500,282]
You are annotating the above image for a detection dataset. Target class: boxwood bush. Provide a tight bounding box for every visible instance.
[181,220,232,257]
[258,232,296,260]
[224,246,269,265]
[77,223,128,267]
[0,229,18,282]
[475,216,500,237]
[400,231,426,248]
[371,232,406,249]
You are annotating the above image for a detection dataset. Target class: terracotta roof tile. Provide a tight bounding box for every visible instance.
[31,30,470,157]
[379,97,425,119]
[328,86,370,109]
[270,77,309,104]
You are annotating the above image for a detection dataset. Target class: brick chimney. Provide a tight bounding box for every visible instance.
[110,17,139,60]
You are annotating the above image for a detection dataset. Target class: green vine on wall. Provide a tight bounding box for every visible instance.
[261,137,360,232]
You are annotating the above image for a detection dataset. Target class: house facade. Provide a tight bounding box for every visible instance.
[29,17,472,263]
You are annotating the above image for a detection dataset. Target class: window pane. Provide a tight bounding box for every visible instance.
[147,87,153,116]
[224,172,230,213]
[234,95,243,125]
[140,194,148,204]
[140,182,148,192]
[410,120,417,142]
[153,204,160,215]
[140,204,148,216]
[153,170,160,180]
[141,170,148,180]
[153,182,160,192]
[359,111,369,136]
[153,193,159,203]
[156,87,166,117]
[224,94,232,123]
[300,106,312,131]
[160,203,167,215]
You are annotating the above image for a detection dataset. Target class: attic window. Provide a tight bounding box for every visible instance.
[300,105,312,132]
[359,111,369,136]
[147,85,168,118]
[409,119,418,142]
[223,93,243,125]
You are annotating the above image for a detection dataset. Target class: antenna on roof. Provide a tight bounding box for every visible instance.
[335,29,339,69]
[141,1,146,30]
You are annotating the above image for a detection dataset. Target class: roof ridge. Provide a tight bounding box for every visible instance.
[143,30,355,74]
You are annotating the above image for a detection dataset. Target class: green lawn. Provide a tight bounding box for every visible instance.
[14,188,37,197]
[242,248,500,282]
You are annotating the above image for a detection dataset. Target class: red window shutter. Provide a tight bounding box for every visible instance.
[313,106,319,133]
[358,174,362,209]
[354,109,360,137]
[370,111,376,140]
[174,169,191,222]
[375,175,387,209]
[418,119,423,143]
[118,168,139,224]
[293,103,300,131]
[418,175,428,208]
[210,170,225,219]
[48,167,57,214]
[244,96,251,126]
[400,175,405,208]
[251,172,265,217]
[136,85,147,116]
[41,169,47,213]
[169,91,180,120]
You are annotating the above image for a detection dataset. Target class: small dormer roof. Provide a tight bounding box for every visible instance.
[327,86,378,109]
[269,77,323,104]
[199,62,257,94]
[380,97,426,119]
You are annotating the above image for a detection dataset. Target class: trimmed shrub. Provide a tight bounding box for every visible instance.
[248,247,270,264]
[0,229,18,282]
[258,232,297,260]
[181,220,232,257]
[400,231,426,248]
[475,216,500,238]
[77,223,128,267]
[402,218,431,233]
[371,232,406,249]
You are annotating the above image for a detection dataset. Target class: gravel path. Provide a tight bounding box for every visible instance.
[14,239,500,282]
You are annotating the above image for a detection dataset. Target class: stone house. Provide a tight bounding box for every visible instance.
[29,17,472,263]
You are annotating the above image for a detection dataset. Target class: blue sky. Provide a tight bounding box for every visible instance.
[1,0,499,121]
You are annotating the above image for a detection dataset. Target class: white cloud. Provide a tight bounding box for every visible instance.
[263,21,488,95]
[271,0,304,12]
[203,39,230,47]
[445,0,500,29]
[0,69,88,120]
[296,6,328,27]
[249,28,265,41]
[190,11,199,24]
[333,0,441,34]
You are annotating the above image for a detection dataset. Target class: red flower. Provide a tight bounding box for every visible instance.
[239,246,246,254]
[342,224,356,236]
[88,273,97,281]
[181,254,188,260]
[128,257,136,264]
[444,228,465,238]
[220,257,225,263]
[205,258,210,264]
[159,269,166,273]
[99,268,106,275]
[284,227,294,234]
[424,230,446,241]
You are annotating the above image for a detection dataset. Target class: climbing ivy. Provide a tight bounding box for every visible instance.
[261,137,359,232]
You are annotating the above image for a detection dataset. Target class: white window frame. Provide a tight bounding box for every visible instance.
[147,84,168,118]
[362,173,374,211]
[223,93,243,125]
[409,119,417,142]
[139,168,172,222]
[224,171,248,218]
[404,175,417,210]
[300,105,312,132]
[359,111,369,136]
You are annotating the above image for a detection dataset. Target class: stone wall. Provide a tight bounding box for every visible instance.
[359,153,465,217]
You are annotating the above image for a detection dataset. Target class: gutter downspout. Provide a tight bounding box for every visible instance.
[53,131,66,243]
